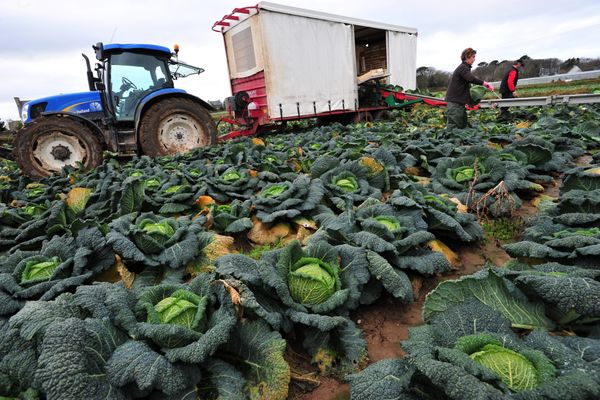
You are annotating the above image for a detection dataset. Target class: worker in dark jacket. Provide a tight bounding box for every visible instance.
[498,57,525,121]
[445,48,493,129]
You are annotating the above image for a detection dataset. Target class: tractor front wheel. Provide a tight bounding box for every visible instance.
[138,98,217,157]
[13,116,103,179]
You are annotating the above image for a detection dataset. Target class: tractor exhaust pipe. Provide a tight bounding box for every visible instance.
[82,53,95,91]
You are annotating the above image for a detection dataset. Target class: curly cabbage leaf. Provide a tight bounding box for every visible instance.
[501,263,600,324]
[218,320,290,400]
[562,165,600,193]
[35,317,128,400]
[423,267,555,330]
[106,340,201,396]
[0,320,39,397]
[346,359,415,400]
[552,226,600,238]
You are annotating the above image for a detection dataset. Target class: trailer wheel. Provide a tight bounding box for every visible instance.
[138,98,217,157]
[14,116,103,179]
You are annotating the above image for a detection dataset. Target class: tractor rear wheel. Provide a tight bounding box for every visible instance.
[13,116,103,179]
[138,98,217,157]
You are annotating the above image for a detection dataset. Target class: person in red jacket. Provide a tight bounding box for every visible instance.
[498,58,525,121]
[445,48,494,129]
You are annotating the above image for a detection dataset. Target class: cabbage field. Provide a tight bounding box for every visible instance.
[1,104,600,400]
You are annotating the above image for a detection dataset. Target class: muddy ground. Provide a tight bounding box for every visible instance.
[290,177,564,400]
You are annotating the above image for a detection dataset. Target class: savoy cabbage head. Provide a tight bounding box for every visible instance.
[199,164,261,203]
[208,199,254,234]
[310,156,383,211]
[102,273,236,364]
[455,333,556,392]
[106,211,213,270]
[0,228,113,317]
[4,280,290,399]
[555,189,600,216]
[252,174,325,223]
[309,198,447,302]
[215,241,368,372]
[503,135,555,169]
[430,145,546,217]
[390,183,484,243]
[145,179,197,215]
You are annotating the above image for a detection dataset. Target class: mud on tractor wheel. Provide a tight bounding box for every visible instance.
[14,116,103,179]
[138,98,217,157]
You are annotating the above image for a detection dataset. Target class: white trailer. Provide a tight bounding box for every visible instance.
[213,2,418,138]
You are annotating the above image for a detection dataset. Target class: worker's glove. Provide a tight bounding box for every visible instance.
[483,81,494,91]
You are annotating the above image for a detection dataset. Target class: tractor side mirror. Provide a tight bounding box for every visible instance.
[93,42,104,61]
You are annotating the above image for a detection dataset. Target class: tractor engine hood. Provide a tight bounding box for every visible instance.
[22,92,103,123]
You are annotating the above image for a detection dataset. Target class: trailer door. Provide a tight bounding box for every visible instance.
[387,31,417,90]
[260,10,356,118]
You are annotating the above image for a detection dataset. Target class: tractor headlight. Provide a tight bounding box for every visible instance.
[21,102,29,123]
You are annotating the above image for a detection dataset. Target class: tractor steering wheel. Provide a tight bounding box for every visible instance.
[122,77,137,90]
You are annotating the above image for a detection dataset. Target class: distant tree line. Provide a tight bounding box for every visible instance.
[416,56,600,91]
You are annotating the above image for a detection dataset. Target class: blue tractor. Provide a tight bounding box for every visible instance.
[15,42,217,178]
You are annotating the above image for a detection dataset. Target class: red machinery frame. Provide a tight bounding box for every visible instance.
[212,6,259,32]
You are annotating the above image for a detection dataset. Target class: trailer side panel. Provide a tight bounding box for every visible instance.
[387,31,417,90]
[259,10,357,119]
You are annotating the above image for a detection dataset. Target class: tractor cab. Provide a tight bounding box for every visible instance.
[92,43,204,122]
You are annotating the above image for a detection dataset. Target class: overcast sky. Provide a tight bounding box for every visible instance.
[1,0,599,122]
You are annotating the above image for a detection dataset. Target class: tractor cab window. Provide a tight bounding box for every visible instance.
[110,52,170,121]
[169,61,204,79]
